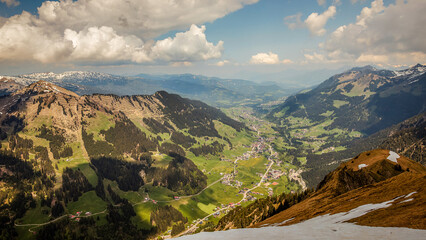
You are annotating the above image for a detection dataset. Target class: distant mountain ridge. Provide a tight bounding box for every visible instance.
[0,71,289,107]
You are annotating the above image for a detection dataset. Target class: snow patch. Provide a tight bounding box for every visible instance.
[280,217,294,225]
[266,217,295,227]
[398,198,413,204]
[387,151,400,163]
[358,164,368,169]
[177,198,426,240]
[405,192,417,198]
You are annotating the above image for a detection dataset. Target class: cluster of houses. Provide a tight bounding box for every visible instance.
[251,138,268,154]
[259,168,285,180]
[221,174,243,188]
[70,211,91,222]
[256,167,284,188]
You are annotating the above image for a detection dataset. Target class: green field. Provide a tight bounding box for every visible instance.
[333,100,349,108]
[67,191,107,214]
[133,203,155,230]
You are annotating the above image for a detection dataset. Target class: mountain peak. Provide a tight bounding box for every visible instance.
[412,63,424,68]
[16,80,78,97]
[316,149,425,196]
[393,63,426,78]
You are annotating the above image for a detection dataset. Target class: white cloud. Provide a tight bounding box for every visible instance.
[0,0,257,64]
[250,52,282,65]
[0,12,73,63]
[64,26,151,63]
[215,60,230,66]
[150,25,223,62]
[356,0,385,27]
[171,61,192,67]
[249,52,293,65]
[35,0,258,39]
[282,59,294,64]
[323,0,426,65]
[250,52,280,65]
[305,6,336,36]
[1,0,19,7]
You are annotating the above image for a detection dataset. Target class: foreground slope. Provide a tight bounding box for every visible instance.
[258,149,426,229]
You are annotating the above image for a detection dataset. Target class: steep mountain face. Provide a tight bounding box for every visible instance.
[269,64,426,135]
[0,80,244,191]
[2,72,288,107]
[256,149,426,229]
[379,113,425,164]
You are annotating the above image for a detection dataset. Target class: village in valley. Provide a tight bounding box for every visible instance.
[169,111,306,237]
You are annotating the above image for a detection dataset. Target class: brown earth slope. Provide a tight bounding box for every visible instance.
[255,149,426,229]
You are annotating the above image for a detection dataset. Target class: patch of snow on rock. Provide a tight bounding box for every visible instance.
[398,198,413,204]
[405,192,417,198]
[358,164,368,169]
[387,151,400,163]
[177,199,426,240]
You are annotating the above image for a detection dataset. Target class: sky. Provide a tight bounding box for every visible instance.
[0,0,425,86]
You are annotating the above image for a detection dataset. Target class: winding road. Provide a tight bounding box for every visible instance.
[175,128,278,238]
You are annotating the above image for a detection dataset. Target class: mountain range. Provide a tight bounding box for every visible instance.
[0,72,290,107]
[269,64,425,134]
[266,64,425,188]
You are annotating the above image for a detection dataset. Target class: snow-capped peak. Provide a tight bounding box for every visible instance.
[392,63,426,78]
[18,71,118,81]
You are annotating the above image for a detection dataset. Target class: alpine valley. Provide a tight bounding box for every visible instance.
[0,64,425,239]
